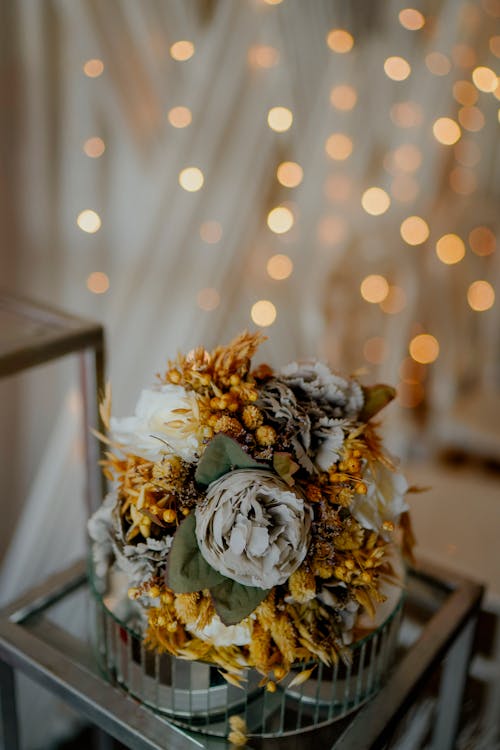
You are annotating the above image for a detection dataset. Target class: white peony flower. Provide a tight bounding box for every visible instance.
[186,614,252,647]
[110,384,203,462]
[196,469,312,589]
[280,360,364,419]
[350,462,408,537]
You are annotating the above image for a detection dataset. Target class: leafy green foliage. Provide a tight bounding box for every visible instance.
[273,452,300,486]
[195,433,267,487]
[359,384,396,421]
[209,578,268,626]
[166,513,226,592]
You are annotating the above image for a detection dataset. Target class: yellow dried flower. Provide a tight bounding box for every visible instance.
[334,518,365,550]
[270,614,296,665]
[248,621,272,675]
[241,404,264,430]
[255,425,277,446]
[174,593,200,626]
[288,565,316,603]
[213,415,244,438]
[255,590,276,632]
[312,560,335,579]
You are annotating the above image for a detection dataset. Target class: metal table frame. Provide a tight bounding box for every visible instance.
[0,558,483,750]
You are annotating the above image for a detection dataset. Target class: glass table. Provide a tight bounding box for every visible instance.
[0,557,483,750]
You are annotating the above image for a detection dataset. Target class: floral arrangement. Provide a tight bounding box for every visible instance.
[89,332,413,689]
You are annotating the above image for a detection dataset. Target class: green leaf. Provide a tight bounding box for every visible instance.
[359,384,396,421]
[166,513,226,593]
[209,578,269,626]
[195,433,267,487]
[273,452,300,486]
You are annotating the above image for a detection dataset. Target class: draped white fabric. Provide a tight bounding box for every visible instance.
[1,1,499,746]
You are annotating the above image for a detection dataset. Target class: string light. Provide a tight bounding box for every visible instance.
[170,41,194,61]
[384,56,411,81]
[467,281,495,311]
[248,45,280,68]
[197,288,220,311]
[436,234,465,264]
[400,216,429,245]
[432,117,461,145]
[83,59,104,78]
[467,279,495,312]
[361,187,391,215]
[267,206,294,234]
[363,337,388,364]
[77,210,101,233]
[360,275,389,303]
[398,8,425,30]
[277,161,303,188]
[316,215,348,246]
[325,133,353,160]
[200,221,222,244]
[409,334,439,364]
[469,226,496,256]
[326,29,354,53]
[251,300,277,326]
[83,137,105,158]
[453,80,478,106]
[330,85,357,111]
[168,106,192,128]
[267,254,293,280]
[380,285,407,314]
[472,66,497,92]
[267,106,293,132]
[390,101,422,127]
[425,52,451,76]
[179,167,204,191]
[87,272,109,294]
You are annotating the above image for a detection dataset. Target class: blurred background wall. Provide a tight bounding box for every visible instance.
[0,0,499,746]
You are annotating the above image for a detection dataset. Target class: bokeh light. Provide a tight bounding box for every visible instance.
[472,66,497,92]
[325,133,353,160]
[179,167,204,191]
[170,41,195,61]
[251,300,277,326]
[324,174,353,204]
[168,106,192,128]
[326,29,354,53]
[400,356,427,383]
[267,254,293,280]
[467,281,495,311]
[392,144,422,173]
[197,288,220,311]
[400,216,429,245]
[83,137,105,158]
[200,221,223,244]
[380,285,407,314]
[360,274,389,303]
[458,106,485,132]
[409,334,439,364]
[384,56,411,81]
[86,272,109,294]
[361,187,391,215]
[469,226,496,256]
[277,161,303,188]
[330,85,357,110]
[399,8,425,30]
[267,106,293,132]
[432,117,461,145]
[267,206,294,234]
[83,59,104,78]
[452,44,476,69]
[363,337,388,364]
[425,52,451,76]
[77,209,101,233]
[248,45,280,68]
[490,35,500,57]
[397,381,425,408]
[390,175,419,203]
[436,234,466,264]
[453,80,479,106]
[390,101,423,128]
[316,215,348,246]
[454,139,481,167]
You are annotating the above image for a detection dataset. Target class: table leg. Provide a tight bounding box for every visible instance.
[431,616,476,750]
[0,661,19,750]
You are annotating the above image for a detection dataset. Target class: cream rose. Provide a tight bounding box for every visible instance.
[350,462,408,537]
[195,469,312,589]
[110,385,203,463]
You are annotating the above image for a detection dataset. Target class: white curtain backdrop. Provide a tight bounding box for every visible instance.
[1,0,498,746]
